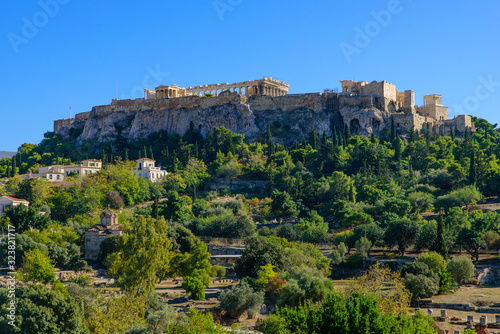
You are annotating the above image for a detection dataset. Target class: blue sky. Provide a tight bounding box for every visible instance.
[1,0,499,151]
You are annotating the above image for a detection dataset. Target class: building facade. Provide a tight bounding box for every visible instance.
[0,196,29,217]
[35,159,102,182]
[132,158,167,182]
[84,208,123,261]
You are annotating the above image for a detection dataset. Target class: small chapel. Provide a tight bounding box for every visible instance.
[84,208,123,261]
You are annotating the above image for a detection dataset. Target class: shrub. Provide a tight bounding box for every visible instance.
[219,280,264,318]
[404,274,439,302]
[447,257,475,284]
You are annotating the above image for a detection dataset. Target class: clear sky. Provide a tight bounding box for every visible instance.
[1,0,499,151]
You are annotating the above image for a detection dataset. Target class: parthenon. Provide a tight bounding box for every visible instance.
[144,77,289,100]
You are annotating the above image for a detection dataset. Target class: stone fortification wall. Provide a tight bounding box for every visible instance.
[91,92,247,118]
[75,111,91,120]
[54,118,74,132]
[54,88,474,145]
[248,93,326,113]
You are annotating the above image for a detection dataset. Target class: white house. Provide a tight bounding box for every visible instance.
[35,159,102,182]
[0,196,29,217]
[132,158,167,182]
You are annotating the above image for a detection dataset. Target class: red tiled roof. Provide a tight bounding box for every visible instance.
[136,158,156,161]
[1,196,29,203]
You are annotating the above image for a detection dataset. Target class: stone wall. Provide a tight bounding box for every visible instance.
[54,118,74,132]
[53,88,474,144]
[208,178,267,195]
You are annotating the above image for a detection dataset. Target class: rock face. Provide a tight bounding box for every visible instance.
[57,92,394,145]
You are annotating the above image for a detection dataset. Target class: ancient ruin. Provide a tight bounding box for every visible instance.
[54,78,474,145]
[144,77,289,100]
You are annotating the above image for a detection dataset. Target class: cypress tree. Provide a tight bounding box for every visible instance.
[266,123,274,156]
[390,117,396,141]
[469,146,476,185]
[349,184,356,203]
[149,146,154,160]
[344,124,351,141]
[6,165,11,178]
[151,197,159,219]
[409,126,414,143]
[124,148,129,162]
[394,138,401,162]
[11,155,16,177]
[435,212,448,259]
[450,126,455,141]
[321,131,328,147]
[144,146,148,159]
[332,129,337,147]
[370,132,376,144]
[195,141,199,158]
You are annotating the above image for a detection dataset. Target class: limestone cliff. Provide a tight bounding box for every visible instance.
[57,91,394,145]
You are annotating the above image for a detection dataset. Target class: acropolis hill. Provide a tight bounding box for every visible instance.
[54,78,473,145]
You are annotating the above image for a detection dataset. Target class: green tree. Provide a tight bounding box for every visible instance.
[435,213,448,258]
[456,227,486,261]
[0,284,86,333]
[260,291,436,334]
[271,190,299,219]
[160,190,190,222]
[384,219,420,256]
[182,269,209,300]
[182,158,210,199]
[108,216,175,296]
[447,256,475,284]
[219,280,264,318]
[404,274,439,303]
[18,248,55,284]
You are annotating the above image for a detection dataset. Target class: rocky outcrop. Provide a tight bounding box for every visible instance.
[57,92,393,145]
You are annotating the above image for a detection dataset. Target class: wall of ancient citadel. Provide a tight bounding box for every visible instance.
[91,92,247,118]
[54,118,74,132]
[248,93,326,113]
